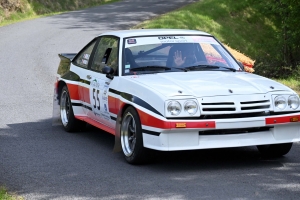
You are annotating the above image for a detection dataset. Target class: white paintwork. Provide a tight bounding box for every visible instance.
[99,29,211,38]
[143,123,300,151]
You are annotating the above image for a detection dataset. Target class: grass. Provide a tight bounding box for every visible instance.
[0,0,119,27]
[133,0,299,94]
[276,78,300,95]
[0,187,22,200]
[134,0,277,62]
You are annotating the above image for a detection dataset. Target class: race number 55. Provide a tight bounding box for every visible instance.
[93,88,100,110]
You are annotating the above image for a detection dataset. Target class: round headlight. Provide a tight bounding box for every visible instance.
[167,101,182,116]
[288,95,299,110]
[184,100,198,115]
[274,96,287,110]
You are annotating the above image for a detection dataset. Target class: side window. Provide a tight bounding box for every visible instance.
[73,40,97,68]
[91,36,119,74]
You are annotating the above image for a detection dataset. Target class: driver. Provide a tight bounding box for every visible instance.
[170,44,198,68]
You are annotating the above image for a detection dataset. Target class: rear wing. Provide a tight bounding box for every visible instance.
[57,53,76,76]
[59,53,77,61]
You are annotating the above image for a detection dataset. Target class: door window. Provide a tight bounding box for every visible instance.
[90,36,119,74]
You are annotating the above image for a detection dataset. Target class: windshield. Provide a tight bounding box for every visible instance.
[122,35,242,75]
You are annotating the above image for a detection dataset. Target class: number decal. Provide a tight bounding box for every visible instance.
[97,90,100,110]
[93,88,101,110]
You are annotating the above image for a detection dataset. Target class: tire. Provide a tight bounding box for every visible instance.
[60,85,86,132]
[120,106,147,164]
[257,143,293,158]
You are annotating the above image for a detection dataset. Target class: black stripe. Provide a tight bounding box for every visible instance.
[109,88,163,116]
[142,129,161,136]
[72,103,92,111]
[109,88,121,95]
[110,116,117,121]
[80,79,90,85]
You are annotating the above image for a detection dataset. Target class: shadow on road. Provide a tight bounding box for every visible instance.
[1,118,300,199]
[46,0,197,32]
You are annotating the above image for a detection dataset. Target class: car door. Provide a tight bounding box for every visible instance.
[86,36,120,128]
[70,38,98,116]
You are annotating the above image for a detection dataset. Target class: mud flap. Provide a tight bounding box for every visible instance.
[113,110,123,152]
[52,88,61,126]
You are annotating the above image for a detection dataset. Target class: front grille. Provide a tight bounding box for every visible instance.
[199,126,273,135]
[200,99,271,116]
[199,111,270,119]
[240,100,270,111]
[201,102,236,112]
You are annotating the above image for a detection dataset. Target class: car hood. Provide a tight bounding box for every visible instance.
[129,71,292,97]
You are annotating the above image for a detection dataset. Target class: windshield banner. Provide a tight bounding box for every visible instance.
[125,36,219,47]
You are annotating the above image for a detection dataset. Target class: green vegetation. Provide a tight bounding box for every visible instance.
[0,187,22,200]
[0,0,118,27]
[134,0,300,80]
[276,79,300,95]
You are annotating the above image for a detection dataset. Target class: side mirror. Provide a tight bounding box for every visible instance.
[102,66,114,80]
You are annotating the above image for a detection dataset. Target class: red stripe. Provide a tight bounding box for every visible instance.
[266,115,300,125]
[75,116,115,135]
[137,109,171,129]
[67,83,80,100]
[80,86,90,104]
[170,121,215,128]
[108,95,118,115]
[137,108,215,129]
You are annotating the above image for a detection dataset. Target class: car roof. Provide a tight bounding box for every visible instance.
[99,29,211,38]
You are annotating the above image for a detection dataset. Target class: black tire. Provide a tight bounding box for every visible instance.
[60,85,86,132]
[257,143,293,158]
[120,106,148,164]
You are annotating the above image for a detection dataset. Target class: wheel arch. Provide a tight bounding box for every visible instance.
[113,103,140,152]
[56,80,67,105]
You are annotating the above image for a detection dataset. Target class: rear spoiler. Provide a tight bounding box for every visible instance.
[57,53,77,76]
[59,53,77,61]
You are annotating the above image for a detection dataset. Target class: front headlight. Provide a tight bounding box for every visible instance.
[184,100,198,115]
[288,95,299,110]
[167,101,182,116]
[274,95,287,110]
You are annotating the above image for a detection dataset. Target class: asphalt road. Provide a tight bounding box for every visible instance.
[1,0,300,199]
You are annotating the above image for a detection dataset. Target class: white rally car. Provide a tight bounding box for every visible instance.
[54,29,300,164]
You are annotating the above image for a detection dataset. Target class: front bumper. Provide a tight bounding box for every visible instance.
[141,113,300,151]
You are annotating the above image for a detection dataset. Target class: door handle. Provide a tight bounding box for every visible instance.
[87,75,92,80]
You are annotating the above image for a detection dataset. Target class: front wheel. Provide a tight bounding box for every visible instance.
[257,143,293,158]
[60,85,86,132]
[120,106,147,164]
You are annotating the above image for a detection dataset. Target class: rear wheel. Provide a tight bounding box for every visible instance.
[120,106,147,164]
[60,85,86,132]
[257,143,293,157]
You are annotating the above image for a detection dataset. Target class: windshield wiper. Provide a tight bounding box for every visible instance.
[131,66,172,71]
[131,66,188,72]
[184,65,236,72]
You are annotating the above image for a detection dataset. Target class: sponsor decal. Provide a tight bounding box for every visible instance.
[82,59,88,65]
[158,36,188,43]
[91,79,101,89]
[127,38,137,44]
[83,54,90,59]
[158,36,179,40]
